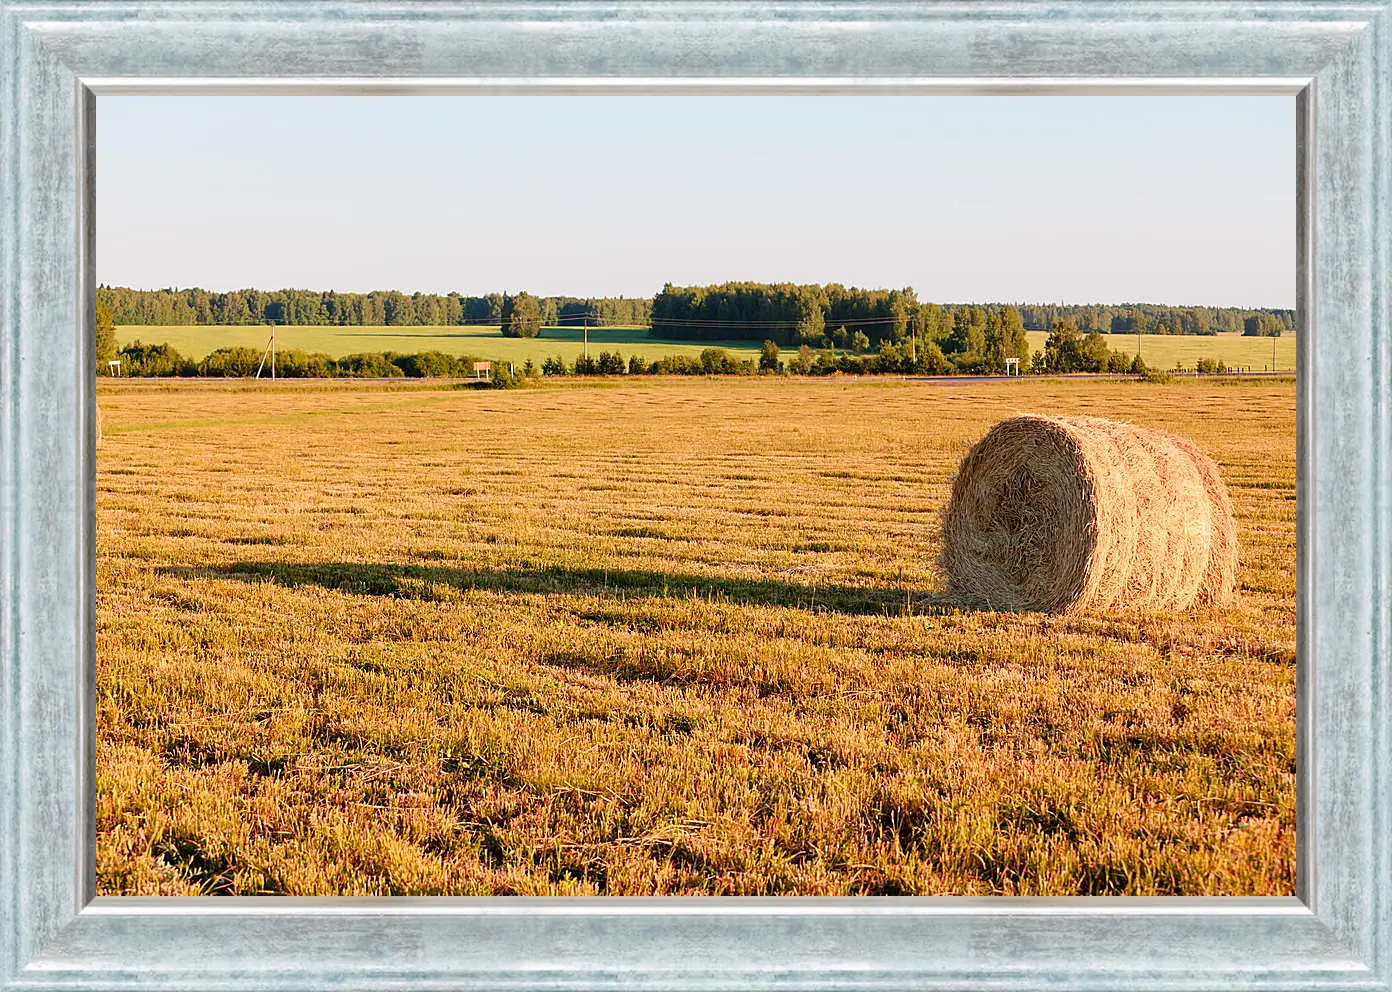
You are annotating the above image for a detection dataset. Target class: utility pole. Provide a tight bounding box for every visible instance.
[1272,332,1277,372]
[255,324,277,380]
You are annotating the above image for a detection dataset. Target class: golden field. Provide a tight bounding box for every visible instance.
[96,376,1296,896]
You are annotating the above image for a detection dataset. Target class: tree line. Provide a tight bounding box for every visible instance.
[97,283,1293,340]
[543,323,1194,379]
[649,282,1294,345]
[95,286,651,328]
[1015,302,1293,336]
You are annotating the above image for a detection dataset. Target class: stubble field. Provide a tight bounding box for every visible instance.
[96,376,1296,896]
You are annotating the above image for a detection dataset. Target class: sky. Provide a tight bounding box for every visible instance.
[98,96,1295,309]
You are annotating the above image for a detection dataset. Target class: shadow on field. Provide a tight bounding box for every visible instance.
[159,560,958,617]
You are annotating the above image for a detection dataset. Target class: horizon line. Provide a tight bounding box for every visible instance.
[98,283,1297,313]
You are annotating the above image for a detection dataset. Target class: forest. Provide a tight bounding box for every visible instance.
[96,284,1294,340]
[648,282,1295,346]
[95,286,651,329]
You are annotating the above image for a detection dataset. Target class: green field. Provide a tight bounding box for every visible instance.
[118,325,1298,372]
[1025,331,1297,373]
[116,324,766,366]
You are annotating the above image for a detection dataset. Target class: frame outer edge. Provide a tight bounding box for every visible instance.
[3,14,87,982]
[1310,4,1391,980]
[1369,5,1390,982]
[0,0,18,982]
[12,8,1376,82]
[1,1,1391,989]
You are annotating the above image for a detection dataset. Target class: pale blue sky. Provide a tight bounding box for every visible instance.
[98,96,1295,308]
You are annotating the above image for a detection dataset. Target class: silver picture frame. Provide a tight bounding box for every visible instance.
[1,2,1388,989]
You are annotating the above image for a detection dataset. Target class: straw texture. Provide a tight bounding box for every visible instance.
[940,415,1238,613]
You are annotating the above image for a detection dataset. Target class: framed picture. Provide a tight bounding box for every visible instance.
[2,1,1388,989]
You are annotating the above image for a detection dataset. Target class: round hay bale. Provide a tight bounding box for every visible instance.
[939,415,1238,613]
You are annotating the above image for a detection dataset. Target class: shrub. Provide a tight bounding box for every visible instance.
[334,352,405,378]
[541,356,567,376]
[915,341,953,375]
[872,342,910,374]
[393,350,465,377]
[650,355,704,375]
[759,340,781,373]
[788,345,815,375]
[202,346,263,377]
[275,349,334,378]
[486,366,526,389]
[597,351,627,375]
[118,341,196,377]
[699,348,737,374]
[628,355,651,375]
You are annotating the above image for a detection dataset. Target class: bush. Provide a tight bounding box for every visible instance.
[699,348,738,374]
[759,340,781,373]
[202,346,263,377]
[872,342,911,374]
[118,341,196,377]
[95,301,117,372]
[275,349,334,377]
[811,352,869,376]
[596,351,627,375]
[393,350,466,377]
[650,355,704,375]
[628,355,650,375]
[914,340,953,375]
[788,345,815,375]
[1106,351,1134,373]
[486,367,526,389]
[334,352,405,378]
[541,356,567,376]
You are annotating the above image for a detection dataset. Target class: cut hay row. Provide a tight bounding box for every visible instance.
[940,415,1238,614]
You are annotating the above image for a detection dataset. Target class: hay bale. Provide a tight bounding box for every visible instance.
[939,415,1238,613]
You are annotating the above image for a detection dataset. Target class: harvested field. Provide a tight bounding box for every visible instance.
[96,376,1296,896]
